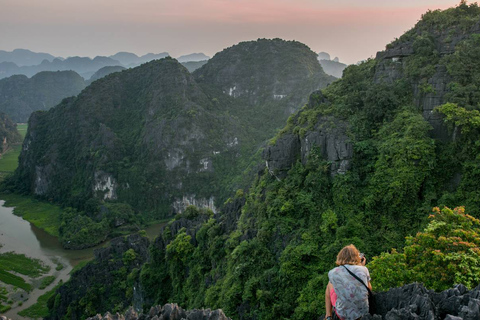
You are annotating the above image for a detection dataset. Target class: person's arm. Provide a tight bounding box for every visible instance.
[367,281,372,291]
[325,282,333,318]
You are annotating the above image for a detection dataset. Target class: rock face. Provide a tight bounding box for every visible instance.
[359,283,480,320]
[86,304,230,320]
[263,91,352,179]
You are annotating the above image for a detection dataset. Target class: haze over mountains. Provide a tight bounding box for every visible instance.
[0,49,213,80]
[0,46,346,124]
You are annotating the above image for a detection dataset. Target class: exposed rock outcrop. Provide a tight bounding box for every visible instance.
[86,304,230,320]
[374,17,480,141]
[263,91,352,179]
[361,283,480,320]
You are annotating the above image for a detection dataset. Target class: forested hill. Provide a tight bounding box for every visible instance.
[43,3,480,320]
[5,39,334,249]
[0,71,86,122]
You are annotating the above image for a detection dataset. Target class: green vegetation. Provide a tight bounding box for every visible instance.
[70,260,90,274]
[42,4,480,320]
[39,275,56,289]
[0,286,10,313]
[0,252,50,277]
[0,252,50,293]
[0,144,22,173]
[369,206,480,291]
[0,269,32,292]
[134,4,480,320]
[4,40,334,250]
[19,281,63,318]
[1,193,62,237]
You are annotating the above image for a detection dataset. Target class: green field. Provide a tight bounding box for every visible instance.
[0,252,50,278]
[0,144,22,173]
[0,269,32,292]
[0,252,51,293]
[16,123,28,139]
[1,193,62,237]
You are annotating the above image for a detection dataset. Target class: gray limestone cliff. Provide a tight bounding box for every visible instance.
[263,91,352,179]
[374,16,480,141]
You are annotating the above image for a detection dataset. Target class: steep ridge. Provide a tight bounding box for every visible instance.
[6,39,333,249]
[0,71,86,122]
[41,4,480,320]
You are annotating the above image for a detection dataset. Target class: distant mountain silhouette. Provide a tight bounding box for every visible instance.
[177,53,210,62]
[0,49,57,67]
[0,56,121,80]
[317,51,348,78]
[109,52,169,67]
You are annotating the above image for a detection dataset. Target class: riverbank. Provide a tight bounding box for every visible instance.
[0,194,62,237]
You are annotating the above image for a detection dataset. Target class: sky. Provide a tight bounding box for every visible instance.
[0,0,462,64]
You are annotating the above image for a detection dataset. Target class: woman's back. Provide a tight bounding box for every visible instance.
[328,264,370,319]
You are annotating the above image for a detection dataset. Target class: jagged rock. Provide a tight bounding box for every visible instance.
[357,283,480,320]
[86,304,230,320]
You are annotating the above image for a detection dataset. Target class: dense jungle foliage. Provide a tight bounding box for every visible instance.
[4,39,333,249]
[44,3,480,320]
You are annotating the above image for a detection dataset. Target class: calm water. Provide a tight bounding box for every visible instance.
[0,200,98,266]
[0,200,164,266]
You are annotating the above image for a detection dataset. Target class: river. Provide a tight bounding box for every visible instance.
[0,200,165,319]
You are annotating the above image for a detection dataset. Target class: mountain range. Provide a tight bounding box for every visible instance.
[4,3,480,320]
[7,38,335,249]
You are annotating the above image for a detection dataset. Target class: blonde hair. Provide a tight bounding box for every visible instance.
[336,244,361,266]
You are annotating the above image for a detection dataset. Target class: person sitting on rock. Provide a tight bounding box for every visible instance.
[324,244,371,320]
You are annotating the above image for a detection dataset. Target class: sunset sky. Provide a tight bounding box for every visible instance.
[1,0,462,64]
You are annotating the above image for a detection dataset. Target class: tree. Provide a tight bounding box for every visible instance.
[369,206,480,291]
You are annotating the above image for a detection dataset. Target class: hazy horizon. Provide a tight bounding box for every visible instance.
[1,0,461,64]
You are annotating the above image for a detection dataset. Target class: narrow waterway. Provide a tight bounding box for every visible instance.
[0,200,165,319]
